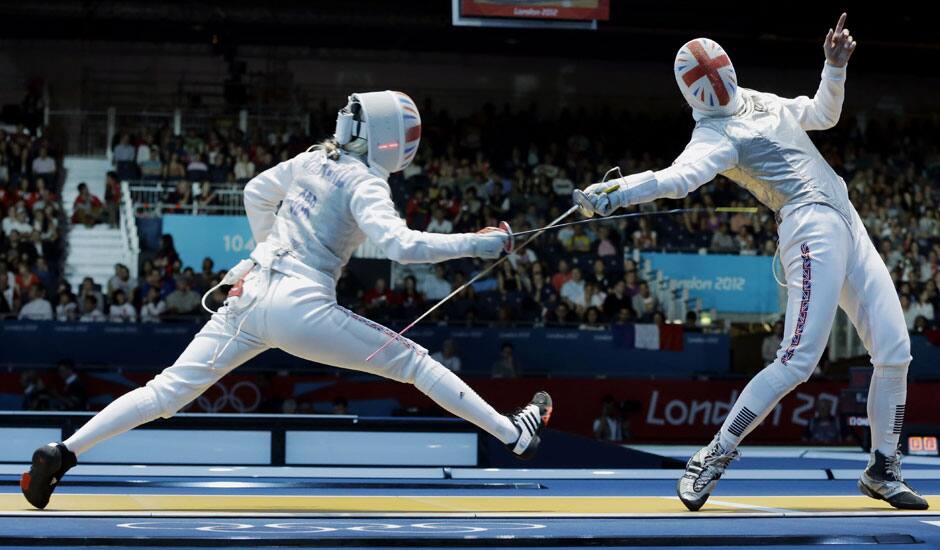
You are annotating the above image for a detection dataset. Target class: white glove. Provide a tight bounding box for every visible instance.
[471,226,510,259]
[574,181,623,218]
[574,170,657,218]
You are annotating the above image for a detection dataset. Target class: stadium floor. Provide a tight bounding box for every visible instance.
[1,450,939,549]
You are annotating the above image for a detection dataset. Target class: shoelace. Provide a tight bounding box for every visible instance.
[690,444,739,491]
[884,452,904,482]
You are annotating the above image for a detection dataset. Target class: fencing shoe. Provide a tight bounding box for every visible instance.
[21,442,77,510]
[858,449,929,510]
[506,391,553,460]
[677,433,739,511]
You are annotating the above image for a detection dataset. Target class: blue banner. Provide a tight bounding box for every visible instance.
[642,253,780,314]
[162,215,255,271]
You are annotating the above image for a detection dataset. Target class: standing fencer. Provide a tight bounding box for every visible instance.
[22,91,552,510]
[575,14,927,511]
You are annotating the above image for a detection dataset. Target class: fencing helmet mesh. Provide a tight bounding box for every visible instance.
[333,90,421,175]
[674,38,741,117]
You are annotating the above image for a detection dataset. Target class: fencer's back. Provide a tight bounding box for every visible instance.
[267,150,370,280]
[697,89,853,222]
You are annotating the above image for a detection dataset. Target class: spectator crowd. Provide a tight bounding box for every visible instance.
[2,99,939,334]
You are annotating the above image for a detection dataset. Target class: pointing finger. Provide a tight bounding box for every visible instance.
[835,12,847,34]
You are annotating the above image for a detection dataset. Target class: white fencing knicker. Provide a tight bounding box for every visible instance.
[63,241,520,455]
[717,203,911,453]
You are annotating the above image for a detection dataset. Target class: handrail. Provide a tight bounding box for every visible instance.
[120,181,141,280]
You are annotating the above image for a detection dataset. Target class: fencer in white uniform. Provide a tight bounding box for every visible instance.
[21,91,552,510]
[576,14,926,511]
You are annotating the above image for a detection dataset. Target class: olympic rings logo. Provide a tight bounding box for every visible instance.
[116,521,547,534]
[194,381,262,413]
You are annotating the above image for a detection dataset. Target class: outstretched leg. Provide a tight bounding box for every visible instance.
[265,275,549,455]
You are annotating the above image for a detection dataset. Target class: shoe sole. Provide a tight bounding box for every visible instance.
[858,478,929,510]
[675,478,708,512]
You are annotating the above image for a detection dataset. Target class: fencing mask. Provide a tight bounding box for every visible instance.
[334,90,421,176]
[674,38,741,118]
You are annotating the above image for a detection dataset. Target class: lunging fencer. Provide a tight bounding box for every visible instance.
[575,13,927,511]
[21,91,552,510]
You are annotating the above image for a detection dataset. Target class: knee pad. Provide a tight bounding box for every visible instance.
[873,361,909,381]
[128,385,165,422]
[412,357,449,394]
[872,331,911,369]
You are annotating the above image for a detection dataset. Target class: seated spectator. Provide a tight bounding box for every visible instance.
[590,258,610,289]
[165,180,193,212]
[55,289,78,321]
[166,154,186,181]
[405,189,430,230]
[603,280,633,320]
[31,147,57,183]
[71,183,104,227]
[631,282,659,322]
[491,342,519,378]
[14,262,39,295]
[112,133,136,164]
[21,370,53,410]
[596,226,618,257]
[78,277,103,312]
[165,277,200,317]
[186,154,210,182]
[431,339,462,372]
[551,259,571,292]
[420,264,451,301]
[57,359,87,411]
[579,307,605,330]
[108,263,133,297]
[583,281,605,310]
[560,267,586,308]
[803,399,841,444]
[79,295,105,322]
[399,275,424,318]
[363,278,398,314]
[198,181,220,213]
[3,207,31,236]
[139,146,163,180]
[710,223,736,253]
[234,152,256,182]
[593,396,623,441]
[426,207,453,233]
[762,320,784,364]
[632,218,658,250]
[108,289,136,323]
[17,285,53,320]
[208,154,229,183]
[566,225,592,253]
[194,257,217,293]
[140,286,167,322]
[545,302,574,326]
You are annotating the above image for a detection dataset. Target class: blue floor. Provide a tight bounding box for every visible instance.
[1,451,939,548]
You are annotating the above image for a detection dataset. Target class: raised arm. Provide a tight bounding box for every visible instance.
[576,127,737,217]
[243,158,292,244]
[780,13,856,131]
[350,179,507,264]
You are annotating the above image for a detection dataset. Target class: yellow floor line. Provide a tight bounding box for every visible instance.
[1,493,938,515]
